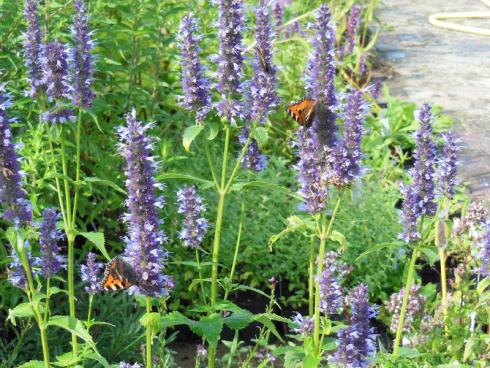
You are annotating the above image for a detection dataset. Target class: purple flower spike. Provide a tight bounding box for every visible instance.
[291,312,314,336]
[71,0,94,109]
[273,2,283,30]
[8,243,38,289]
[345,5,361,54]
[117,110,172,297]
[333,284,377,368]
[80,252,103,294]
[306,4,338,147]
[294,127,327,214]
[400,104,437,242]
[385,284,426,333]
[42,41,75,123]
[477,224,490,277]
[0,88,32,226]
[215,0,245,123]
[238,127,267,172]
[249,0,278,123]
[39,208,65,278]
[331,89,368,187]
[179,13,211,122]
[318,251,347,315]
[23,0,44,97]
[177,185,209,249]
[119,362,142,368]
[438,132,458,199]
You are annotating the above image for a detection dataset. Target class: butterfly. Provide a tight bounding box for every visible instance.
[255,46,272,74]
[101,256,139,291]
[286,98,317,126]
[0,166,14,179]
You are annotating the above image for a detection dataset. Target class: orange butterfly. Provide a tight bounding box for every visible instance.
[255,46,272,74]
[101,256,138,291]
[286,98,317,126]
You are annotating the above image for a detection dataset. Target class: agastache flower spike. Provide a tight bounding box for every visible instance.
[8,242,38,289]
[119,362,142,368]
[0,88,32,226]
[80,252,103,294]
[249,0,278,123]
[117,110,172,297]
[306,4,338,147]
[42,41,75,124]
[318,251,347,315]
[345,5,361,54]
[291,312,315,335]
[400,104,437,242]
[239,127,267,172]
[333,284,377,368]
[23,0,44,97]
[71,0,94,109]
[177,185,209,249]
[215,0,245,124]
[273,2,283,30]
[438,132,458,199]
[294,127,327,214]
[477,223,490,277]
[39,208,65,278]
[331,89,368,187]
[179,13,211,121]
[385,284,426,333]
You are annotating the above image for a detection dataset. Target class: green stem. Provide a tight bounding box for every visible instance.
[146,297,153,368]
[308,236,315,317]
[16,234,50,368]
[47,132,67,229]
[439,246,448,331]
[393,247,419,355]
[44,278,51,322]
[224,197,246,301]
[71,108,83,225]
[313,195,342,357]
[205,142,219,190]
[87,294,94,332]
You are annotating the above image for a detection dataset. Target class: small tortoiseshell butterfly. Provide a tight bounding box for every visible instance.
[286,98,317,126]
[101,256,139,291]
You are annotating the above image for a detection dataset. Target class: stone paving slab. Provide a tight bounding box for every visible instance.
[375,0,490,201]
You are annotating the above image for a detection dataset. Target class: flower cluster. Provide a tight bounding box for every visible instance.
[0,88,32,226]
[42,41,75,123]
[294,127,328,214]
[177,185,209,249]
[333,284,376,368]
[273,2,283,30]
[438,132,458,199]
[291,312,315,335]
[80,252,103,294]
[178,13,210,121]
[319,251,348,315]
[71,0,94,108]
[119,362,142,368]
[117,110,172,297]
[477,224,490,277]
[400,104,437,242]
[238,127,267,172]
[385,284,426,333]
[306,4,338,147]
[331,89,368,187]
[23,0,44,97]
[39,208,65,278]
[249,0,278,123]
[215,0,245,123]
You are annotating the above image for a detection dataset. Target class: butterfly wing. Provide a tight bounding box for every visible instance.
[101,256,138,291]
[286,98,317,126]
[255,46,271,74]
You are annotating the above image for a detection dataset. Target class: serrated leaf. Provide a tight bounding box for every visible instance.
[330,230,347,252]
[7,302,36,325]
[254,126,268,147]
[183,125,204,151]
[157,172,214,187]
[47,316,95,349]
[254,314,284,342]
[224,310,254,330]
[190,314,223,348]
[16,360,45,368]
[78,232,109,261]
[420,246,438,266]
[140,312,162,334]
[207,123,220,140]
[84,177,126,195]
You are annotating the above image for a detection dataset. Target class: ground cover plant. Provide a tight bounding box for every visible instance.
[1,0,490,367]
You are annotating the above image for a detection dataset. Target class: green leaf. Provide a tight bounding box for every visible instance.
[330,230,347,252]
[207,123,220,140]
[140,312,162,334]
[82,352,111,368]
[224,310,254,330]
[355,242,402,262]
[231,180,300,200]
[254,126,268,147]
[47,316,95,349]
[16,360,45,368]
[477,278,490,295]
[84,177,126,195]
[160,311,194,329]
[78,232,110,261]
[183,125,204,151]
[303,354,321,368]
[397,346,425,358]
[190,314,223,348]
[157,172,214,187]
[254,314,284,342]
[420,246,438,266]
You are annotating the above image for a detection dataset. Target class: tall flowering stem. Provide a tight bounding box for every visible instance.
[23,0,44,97]
[313,194,342,357]
[118,110,172,368]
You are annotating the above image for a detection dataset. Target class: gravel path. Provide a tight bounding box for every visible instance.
[375,0,490,200]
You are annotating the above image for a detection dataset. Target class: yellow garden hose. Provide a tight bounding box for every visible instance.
[428,0,490,36]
